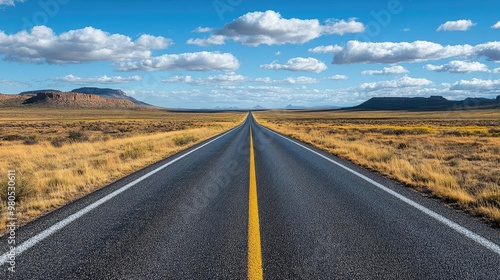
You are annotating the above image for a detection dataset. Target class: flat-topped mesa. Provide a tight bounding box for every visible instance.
[70,87,150,106]
[352,95,499,111]
[20,89,62,95]
[71,87,127,97]
[22,91,136,108]
[44,92,102,100]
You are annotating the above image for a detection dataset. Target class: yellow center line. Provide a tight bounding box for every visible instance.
[248,126,263,280]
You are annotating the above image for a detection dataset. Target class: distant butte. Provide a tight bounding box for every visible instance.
[350,95,500,111]
[0,87,151,109]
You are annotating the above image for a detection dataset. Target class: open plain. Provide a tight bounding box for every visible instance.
[254,109,500,226]
[0,108,246,232]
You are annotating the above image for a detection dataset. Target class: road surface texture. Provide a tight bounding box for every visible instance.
[1,114,499,279]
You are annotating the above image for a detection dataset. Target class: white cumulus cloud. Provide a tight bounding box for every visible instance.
[0,0,24,6]
[424,60,489,73]
[308,45,343,54]
[186,35,225,46]
[322,19,365,35]
[255,76,319,84]
[162,73,246,86]
[473,42,500,61]
[0,26,172,64]
[361,65,409,75]
[0,78,29,87]
[327,75,349,80]
[492,21,500,29]
[261,57,327,73]
[360,76,432,92]
[437,19,476,31]
[332,40,500,64]
[187,10,364,47]
[333,41,472,64]
[117,51,240,72]
[450,78,500,92]
[53,74,143,84]
[192,27,214,33]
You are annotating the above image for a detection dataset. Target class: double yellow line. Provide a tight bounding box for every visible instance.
[248,126,263,280]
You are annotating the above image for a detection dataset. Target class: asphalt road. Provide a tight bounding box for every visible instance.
[1,114,499,279]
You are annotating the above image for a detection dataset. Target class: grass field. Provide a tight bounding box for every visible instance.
[0,108,246,232]
[254,110,500,226]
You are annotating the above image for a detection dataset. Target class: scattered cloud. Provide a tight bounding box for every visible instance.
[322,19,365,35]
[492,21,500,29]
[219,10,322,46]
[117,51,240,72]
[186,35,225,46]
[187,10,364,47]
[473,42,500,61]
[333,41,471,64]
[52,74,143,84]
[163,75,323,86]
[192,27,214,33]
[437,19,476,31]
[0,26,172,64]
[162,72,246,86]
[255,76,319,84]
[449,78,500,93]
[275,51,281,56]
[424,60,489,73]
[402,28,411,32]
[308,45,343,54]
[0,78,30,87]
[493,68,500,74]
[332,40,500,64]
[326,75,349,80]
[261,57,327,73]
[0,0,24,6]
[361,65,408,75]
[253,77,273,83]
[360,76,432,92]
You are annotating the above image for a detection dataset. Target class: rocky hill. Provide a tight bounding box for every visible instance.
[71,87,150,106]
[351,95,500,111]
[0,87,151,109]
[21,92,137,108]
[19,89,62,95]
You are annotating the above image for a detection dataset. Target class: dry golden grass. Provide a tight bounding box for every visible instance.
[254,110,500,226]
[0,108,246,232]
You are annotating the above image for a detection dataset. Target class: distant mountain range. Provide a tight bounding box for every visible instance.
[350,95,500,111]
[213,106,240,110]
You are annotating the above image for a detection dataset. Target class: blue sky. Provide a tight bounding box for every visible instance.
[0,0,499,108]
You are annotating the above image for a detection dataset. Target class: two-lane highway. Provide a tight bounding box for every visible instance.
[1,114,499,279]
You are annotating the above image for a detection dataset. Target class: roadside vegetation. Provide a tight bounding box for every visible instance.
[254,110,500,226]
[0,108,246,233]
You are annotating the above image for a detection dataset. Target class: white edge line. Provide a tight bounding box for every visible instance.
[0,123,243,266]
[260,124,500,256]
